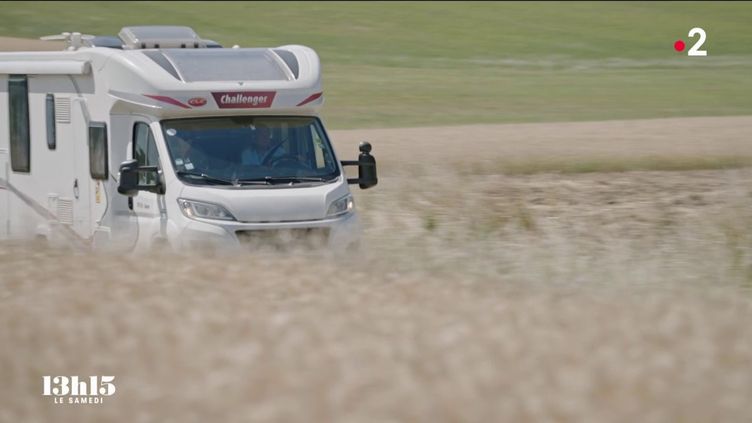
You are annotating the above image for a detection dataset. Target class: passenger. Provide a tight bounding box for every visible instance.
[169,134,211,173]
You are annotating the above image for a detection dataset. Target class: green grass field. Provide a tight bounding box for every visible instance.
[1,1,751,128]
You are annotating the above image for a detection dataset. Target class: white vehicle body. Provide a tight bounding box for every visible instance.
[0,27,376,252]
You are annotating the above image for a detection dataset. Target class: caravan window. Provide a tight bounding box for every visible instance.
[133,122,159,184]
[89,123,108,180]
[8,75,30,172]
[46,94,56,150]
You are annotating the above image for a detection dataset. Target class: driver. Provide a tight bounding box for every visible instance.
[241,124,286,166]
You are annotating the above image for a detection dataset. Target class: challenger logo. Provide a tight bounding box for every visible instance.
[212,91,276,108]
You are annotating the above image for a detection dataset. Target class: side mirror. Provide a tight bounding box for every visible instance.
[117,159,139,197]
[117,159,165,197]
[357,142,377,189]
[341,141,378,190]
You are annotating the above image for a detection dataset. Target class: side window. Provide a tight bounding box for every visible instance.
[9,75,30,172]
[88,122,108,180]
[46,94,56,150]
[133,122,158,184]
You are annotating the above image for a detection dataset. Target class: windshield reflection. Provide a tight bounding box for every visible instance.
[162,116,340,186]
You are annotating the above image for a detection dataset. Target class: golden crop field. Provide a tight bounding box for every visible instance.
[2,114,752,422]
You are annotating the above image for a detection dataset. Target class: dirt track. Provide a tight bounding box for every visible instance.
[0,36,62,51]
[2,37,752,423]
[330,116,752,170]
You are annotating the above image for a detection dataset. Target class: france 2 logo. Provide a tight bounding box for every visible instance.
[674,27,707,56]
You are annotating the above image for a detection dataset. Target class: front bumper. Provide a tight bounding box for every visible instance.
[173,211,361,252]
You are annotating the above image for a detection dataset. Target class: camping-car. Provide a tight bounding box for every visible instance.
[0,26,377,252]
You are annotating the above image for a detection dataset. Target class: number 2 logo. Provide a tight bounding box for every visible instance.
[687,27,707,56]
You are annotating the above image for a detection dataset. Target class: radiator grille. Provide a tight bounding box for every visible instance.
[55,97,71,124]
[57,198,74,225]
[236,228,330,250]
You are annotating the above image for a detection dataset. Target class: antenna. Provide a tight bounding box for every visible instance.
[39,32,94,50]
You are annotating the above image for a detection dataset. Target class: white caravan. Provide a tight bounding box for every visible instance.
[0,26,377,252]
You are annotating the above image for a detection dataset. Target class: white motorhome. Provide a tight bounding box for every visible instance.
[0,26,377,252]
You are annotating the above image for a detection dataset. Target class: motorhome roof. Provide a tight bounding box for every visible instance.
[106,44,323,114]
[0,26,324,115]
[36,26,222,51]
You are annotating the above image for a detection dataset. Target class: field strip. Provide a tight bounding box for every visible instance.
[0,36,62,51]
[330,115,752,173]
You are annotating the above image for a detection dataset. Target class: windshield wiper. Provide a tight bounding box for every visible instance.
[176,171,236,185]
[237,176,331,185]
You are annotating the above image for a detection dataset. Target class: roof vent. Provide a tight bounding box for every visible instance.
[118,26,206,50]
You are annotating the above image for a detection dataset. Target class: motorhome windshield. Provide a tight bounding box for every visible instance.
[161,116,340,186]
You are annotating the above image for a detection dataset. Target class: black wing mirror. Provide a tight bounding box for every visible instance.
[117,159,139,197]
[117,159,164,197]
[341,142,378,189]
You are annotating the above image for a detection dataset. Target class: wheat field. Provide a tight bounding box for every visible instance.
[2,116,752,422]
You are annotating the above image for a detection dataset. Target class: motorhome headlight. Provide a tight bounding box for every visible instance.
[326,194,354,217]
[178,198,236,221]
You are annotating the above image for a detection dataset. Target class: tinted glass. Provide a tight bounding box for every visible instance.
[89,123,108,180]
[9,75,30,172]
[133,122,159,184]
[161,116,339,186]
[46,94,56,150]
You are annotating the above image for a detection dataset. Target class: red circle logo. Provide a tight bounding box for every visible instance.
[188,97,207,107]
[674,40,685,52]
